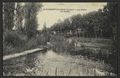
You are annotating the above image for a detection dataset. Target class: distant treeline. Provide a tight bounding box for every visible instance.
[50,2,118,39]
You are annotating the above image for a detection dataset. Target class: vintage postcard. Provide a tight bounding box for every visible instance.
[3,2,118,76]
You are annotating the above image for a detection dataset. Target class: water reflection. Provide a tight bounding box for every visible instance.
[24,53,37,69]
[3,55,26,76]
[3,49,114,76]
[3,50,46,76]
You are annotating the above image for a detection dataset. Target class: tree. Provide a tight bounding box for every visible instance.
[3,2,15,31]
[14,3,25,31]
[42,22,47,33]
[103,2,118,74]
[103,2,118,40]
[49,3,117,39]
[3,2,15,46]
[24,3,42,38]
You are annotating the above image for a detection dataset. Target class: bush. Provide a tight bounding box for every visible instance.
[4,30,26,47]
[36,34,49,46]
[50,35,77,54]
[3,30,28,55]
[50,35,65,43]
[25,37,38,49]
[50,35,68,53]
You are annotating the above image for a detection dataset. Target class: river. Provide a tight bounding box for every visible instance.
[3,49,115,76]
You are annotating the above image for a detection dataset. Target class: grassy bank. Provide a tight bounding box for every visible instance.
[3,30,49,56]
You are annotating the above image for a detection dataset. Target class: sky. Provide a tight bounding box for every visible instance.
[37,2,107,30]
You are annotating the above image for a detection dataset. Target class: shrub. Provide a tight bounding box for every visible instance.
[50,35,78,54]
[50,35,65,43]
[50,35,68,53]
[3,30,27,55]
[4,30,25,47]
[25,37,38,49]
[36,34,49,46]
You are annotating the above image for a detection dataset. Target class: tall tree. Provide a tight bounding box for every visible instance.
[24,3,42,38]
[103,2,118,40]
[103,2,118,74]
[3,2,15,31]
[14,3,25,31]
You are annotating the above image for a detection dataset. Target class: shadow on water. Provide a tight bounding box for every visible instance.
[3,48,116,76]
[24,49,47,69]
[3,49,47,76]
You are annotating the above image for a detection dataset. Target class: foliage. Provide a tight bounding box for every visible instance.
[3,30,26,47]
[50,2,118,39]
[24,3,42,38]
[3,2,15,30]
[15,3,25,30]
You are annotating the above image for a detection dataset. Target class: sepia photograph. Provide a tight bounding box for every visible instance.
[3,2,118,76]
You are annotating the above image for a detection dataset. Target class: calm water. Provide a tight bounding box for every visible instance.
[3,49,115,76]
[3,50,46,76]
